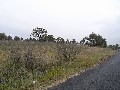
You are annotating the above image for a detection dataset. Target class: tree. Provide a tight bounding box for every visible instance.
[31,27,47,42]
[56,37,65,43]
[66,39,70,44]
[80,38,85,45]
[84,32,107,47]
[32,38,37,41]
[70,39,76,44]
[20,37,23,41]
[7,35,12,40]
[14,36,20,41]
[115,44,119,50]
[108,45,113,49]
[0,33,7,40]
[108,44,119,50]
[47,35,55,42]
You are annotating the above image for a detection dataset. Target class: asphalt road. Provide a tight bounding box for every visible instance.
[48,52,120,90]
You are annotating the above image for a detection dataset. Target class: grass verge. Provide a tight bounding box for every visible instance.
[0,41,115,90]
[35,47,115,90]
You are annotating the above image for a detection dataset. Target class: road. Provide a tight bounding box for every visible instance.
[48,52,120,90]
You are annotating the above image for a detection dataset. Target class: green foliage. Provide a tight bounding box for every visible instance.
[14,36,20,41]
[0,46,30,90]
[0,33,13,41]
[31,27,47,41]
[57,44,78,62]
[0,33,7,40]
[55,37,65,43]
[70,39,76,44]
[47,35,55,42]
[83,32,107,47]
[7,35,13,40]
[108,44,120,50]
[80,38,85,45]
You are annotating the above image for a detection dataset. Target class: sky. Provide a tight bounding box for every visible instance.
[0,0,120,45]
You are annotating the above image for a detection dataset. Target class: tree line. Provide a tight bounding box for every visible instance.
[0,33,23,41]
[0,27,119,49]
[0,28,75,43]
[108,44,120,50]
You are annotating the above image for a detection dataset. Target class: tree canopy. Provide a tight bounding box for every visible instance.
[81,32,107,47]
[31,27,47,42]
[0,33,7,40]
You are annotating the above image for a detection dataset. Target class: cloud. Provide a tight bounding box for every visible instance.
[0,0,120,44]
[99,16,120,44]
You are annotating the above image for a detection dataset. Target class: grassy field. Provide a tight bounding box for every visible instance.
[0,41,115,90]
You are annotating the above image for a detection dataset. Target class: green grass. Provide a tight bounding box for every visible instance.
[0,41,115,90]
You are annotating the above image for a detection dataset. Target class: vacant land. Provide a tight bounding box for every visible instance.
[0,41,115,90]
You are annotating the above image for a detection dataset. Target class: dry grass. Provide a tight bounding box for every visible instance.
[0,41,115,90]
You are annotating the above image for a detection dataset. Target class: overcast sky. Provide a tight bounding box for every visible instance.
[0,0,120,44]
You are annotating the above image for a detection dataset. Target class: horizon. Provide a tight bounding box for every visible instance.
[0,31,119,46]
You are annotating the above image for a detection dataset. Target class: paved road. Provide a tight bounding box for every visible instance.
[48,52,120,90]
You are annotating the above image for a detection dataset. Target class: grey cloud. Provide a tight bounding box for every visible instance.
[0,0,120,44]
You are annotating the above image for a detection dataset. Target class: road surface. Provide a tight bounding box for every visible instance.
[48,52,120,90]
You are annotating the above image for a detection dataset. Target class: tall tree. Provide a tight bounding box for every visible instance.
[31,27,47,42]
[84,32,107,47]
